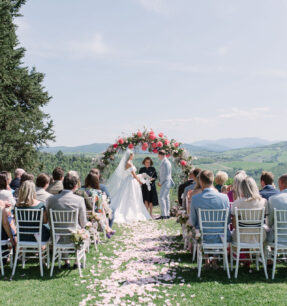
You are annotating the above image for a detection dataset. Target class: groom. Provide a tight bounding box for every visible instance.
[157,150,174,219]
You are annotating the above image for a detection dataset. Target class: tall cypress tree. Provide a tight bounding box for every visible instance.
[0,0,55,171]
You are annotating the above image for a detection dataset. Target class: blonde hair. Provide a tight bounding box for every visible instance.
[239,176,262,201]
[215,171,228,185]
[17,180,37,207]
[68,170,81,188]
[221,185,228,193]
[233,171,247,200]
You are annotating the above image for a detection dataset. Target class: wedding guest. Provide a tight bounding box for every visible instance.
[259,171,279,200]
[35,173,52,204]
[82,173,114,237]
[183,168,201,210]
[0,173,16,206]
[267,174,287,242]
[89,168,110,198]
[221,185,229,194]
[47,174,87,268]
[1,171,13,192]
[139,157,158,217]
[187,173,202,217]
[228,170,247,203]
[190,170,230,243]
[215,171,229,193]
[47,167,64,195]
[231,177,268,244]
[10,168,25,190]
[13,172,35,198]
[16,180,50,242]
[178,172,195,206]
[0,200,15,247]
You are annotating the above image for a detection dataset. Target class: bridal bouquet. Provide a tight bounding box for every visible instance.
[137,173,152,191]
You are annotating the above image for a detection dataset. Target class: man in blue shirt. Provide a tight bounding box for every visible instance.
[259,171,279,200]
[190,170,231,243]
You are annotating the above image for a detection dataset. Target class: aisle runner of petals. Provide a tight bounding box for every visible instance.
[79,221,193,305]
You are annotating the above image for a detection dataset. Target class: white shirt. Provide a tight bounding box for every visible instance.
[0,189,16,206]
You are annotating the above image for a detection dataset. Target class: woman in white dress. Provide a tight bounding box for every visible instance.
[107,150,151,223]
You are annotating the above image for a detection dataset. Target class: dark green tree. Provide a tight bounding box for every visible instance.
[0,0,55,172]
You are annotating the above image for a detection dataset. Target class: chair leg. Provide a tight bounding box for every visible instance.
[47,244,50,269]
[197,245,202,278]
[192,241,197,262]
[224,248,230,279]
[50,247,56,277]
[11,246,19,278]
[58,251,61,269]
[22,252,25,269]
[77,251,82,278]
[230,246,233,272]
[272,248,277,280]
[260,247,268,280]
[10,249,13,269]
[256,255,259,271]
[235,248,240,279]
[39,246,43,277]
[0,252,4,277]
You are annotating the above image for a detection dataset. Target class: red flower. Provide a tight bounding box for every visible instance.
[113,143,118,149]
[180,160,187,166]
[137,131,142,137]
[149,130,155,135]
[166,154,171,158]
[158,132,164,138]
[118,138,124,145]
[164,139,170,145]
[152,142,157,149]
[157,141,163,148]
[142,143,148,151]
[149,134,156,140]
[153,149,158,154]
[174,142,179,148]
[128,143,134,149]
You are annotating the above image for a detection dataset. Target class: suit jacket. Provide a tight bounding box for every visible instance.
[260,185,280,200]
[47,190,87,243]
[47,180,63,195]
[160,158,174,187]
[36,187,51,204]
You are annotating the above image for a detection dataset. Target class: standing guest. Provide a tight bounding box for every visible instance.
[139,157,158,217]
[183,168,202,210]
[231,177,268,244]
[267,174,287,242]
[16,180,50,242]
[190,170,230,243]
[47,167,64,195]
[215,171,229,193]
[259,171,279,200]
[47,174,87,268]
[10,168,25,190]
[0,173,16,206]
[35,173,52,204]
[178,172,194,206]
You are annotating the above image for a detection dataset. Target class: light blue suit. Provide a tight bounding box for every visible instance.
[159,157,174,217]
[267,189,287,242]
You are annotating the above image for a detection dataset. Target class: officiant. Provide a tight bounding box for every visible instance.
[139,157,159,218]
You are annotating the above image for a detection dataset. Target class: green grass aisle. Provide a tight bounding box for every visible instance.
[2,217,287,305]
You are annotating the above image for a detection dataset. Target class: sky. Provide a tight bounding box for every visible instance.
[15,0,287,146]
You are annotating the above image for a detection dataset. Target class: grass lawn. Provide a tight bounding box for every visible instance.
[1,208,287,305]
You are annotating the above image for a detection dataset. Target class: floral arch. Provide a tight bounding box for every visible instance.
[96,129,193,178]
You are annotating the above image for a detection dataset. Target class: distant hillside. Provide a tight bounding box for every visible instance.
[41,143,111,154]
[191,137,275,152]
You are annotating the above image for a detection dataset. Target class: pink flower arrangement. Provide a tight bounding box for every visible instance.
[137,131,142,137]
[113,143,118,149]
[153,149,158,154]
[118,138,124,145]
[149,134,156,140]
[157,141,163,148]
[174,142,179,148]
[158,132,164,138]
[166,154,171,158]
[180,160,187,166]
[128,143,134,149]
[142,142,148,151]
[151,142,157,149]
[164,139,169,145]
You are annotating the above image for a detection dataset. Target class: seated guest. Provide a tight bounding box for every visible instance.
[47,167,64,195]
[68,171,93,211]
[259,171,279,200]
[215,171,229,193]
[0,173,16,206]
[0,200,15,247]
[267,174,287,242]
[228,170,247,203]
[89,168,110,198]
[10,168,25,190]
[182,168,201,210]
[178,172,195,206]
[1,171,13,192]
[82,173,114,237]
[13,172,35,198]
[16,180,50,242]
[231,176,268,244]
[190,170,231,243]
[35,173,52,204]
[221,185,229,194]
[187,173,202,217]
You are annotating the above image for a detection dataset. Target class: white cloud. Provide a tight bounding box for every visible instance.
[137,0,170,14]
[218,107,273,120]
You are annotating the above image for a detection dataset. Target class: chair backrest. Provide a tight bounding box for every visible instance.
[87,196,96,212]
[49,209,78,244]
[15,207,43,243]
[198,208,229,244]
[274,209,287,244]
[234,208,265,244]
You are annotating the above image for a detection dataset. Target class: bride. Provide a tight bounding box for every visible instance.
[107,150,152,223]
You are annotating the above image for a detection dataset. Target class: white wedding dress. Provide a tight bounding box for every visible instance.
[108,151,151,223]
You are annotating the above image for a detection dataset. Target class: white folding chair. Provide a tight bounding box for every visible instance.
[267,209,287,279]
[86,196,100,250]
[49,209,87,277]
[197,208,230,278]
[0,209,13,276]
[231,208,268,279]
[11,208,50,278]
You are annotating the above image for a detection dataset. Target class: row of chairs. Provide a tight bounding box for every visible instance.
[196,207,287,279]
[0,208,91,279]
